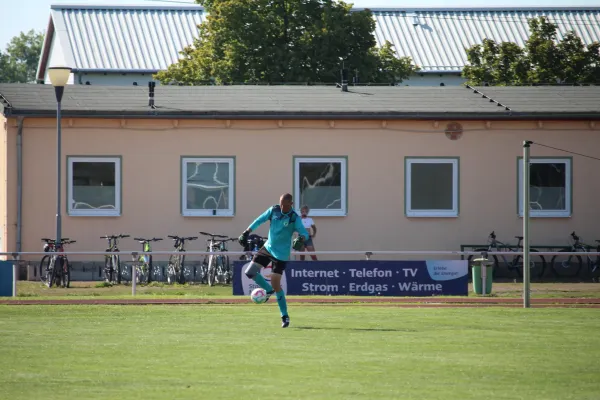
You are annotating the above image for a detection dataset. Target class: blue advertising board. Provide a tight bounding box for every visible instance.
[232,260,468,297]
[0,261,15,297]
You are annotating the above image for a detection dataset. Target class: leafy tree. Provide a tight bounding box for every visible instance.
[155,0,418,85]
[463,17,600,86]
[0,30,44,83]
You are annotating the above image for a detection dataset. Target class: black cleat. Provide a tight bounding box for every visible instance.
[281,315,290,328]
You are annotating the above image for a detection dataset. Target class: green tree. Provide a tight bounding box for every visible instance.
[155,0,418,85]
[463,17,600,86]
[0,30,44,83]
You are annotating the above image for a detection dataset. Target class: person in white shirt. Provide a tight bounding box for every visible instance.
[299,205,318,261]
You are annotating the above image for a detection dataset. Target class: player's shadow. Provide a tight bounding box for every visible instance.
[294,326,415,332]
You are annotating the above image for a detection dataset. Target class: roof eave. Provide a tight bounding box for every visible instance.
[72,68,161,74]
[362,6,600,12]
[3,109,600,121]
[73,68,459,75]
[416,69,463,74]
[36,16,56,82]
[50,4,205,11]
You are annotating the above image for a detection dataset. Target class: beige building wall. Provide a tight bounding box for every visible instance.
[0,115,6,256]
[1,116,19,258]
[8,117,600,263]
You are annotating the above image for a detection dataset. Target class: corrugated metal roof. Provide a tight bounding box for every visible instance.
[370,8,600,72]
[51,4,205,71]
[44,5,600,73]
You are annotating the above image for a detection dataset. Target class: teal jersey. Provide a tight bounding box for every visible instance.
[248,206,310,261]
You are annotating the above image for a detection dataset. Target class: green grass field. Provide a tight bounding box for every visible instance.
[1,305,599,399]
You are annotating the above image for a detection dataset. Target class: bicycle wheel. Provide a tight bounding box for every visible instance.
[142,263,151,284]
[145,263,153,283]
[47,257,57,288]
[223,255,232,284]
[103,256,112,283]
[510,250,547,280]
[551,249,583,278]
[183,265,195,283]
[39,255,52,286]
[178,254,186,285]
[147,256,154,284]
[134,264,147,285]
[167,255,179,284]
[60,258,71,288]
[215,256,225,284]
[207,256,217,287]
[530,249,547,280]
[199,257,209,284]
[112,254,121,284]
[119,263,131,283]
[591,256,600,282]
[218,256,229,284]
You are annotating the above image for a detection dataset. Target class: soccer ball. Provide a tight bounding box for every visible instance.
[250,288,268,304]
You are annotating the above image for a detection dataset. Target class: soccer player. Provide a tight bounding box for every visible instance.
[238,193,309,328]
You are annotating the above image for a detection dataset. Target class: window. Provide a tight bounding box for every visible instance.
[518,158,571,218]
[405,158,459,217]
[68,157,121,217]
[294,157,347,216]
[182,157,235,217]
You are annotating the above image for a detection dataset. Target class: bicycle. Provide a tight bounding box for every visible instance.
[121,237,163,284]
[591,240,600,282]
[166,235,198,284]
[199,231,236,286]
[240,234,267,261]
[467,231,547,280]
[39,238,76,288]
[550,232,600,280]
[100,234,130,284]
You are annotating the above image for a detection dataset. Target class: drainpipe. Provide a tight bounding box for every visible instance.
[16,116,24,254]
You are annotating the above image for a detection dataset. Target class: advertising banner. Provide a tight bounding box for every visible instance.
[0,261,15,297]
[232,260,468,296]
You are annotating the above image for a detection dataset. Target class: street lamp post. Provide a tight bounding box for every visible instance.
[47,66,72,248]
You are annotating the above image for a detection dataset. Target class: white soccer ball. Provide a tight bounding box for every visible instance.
[250,288,268,304]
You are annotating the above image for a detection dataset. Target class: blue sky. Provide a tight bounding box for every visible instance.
[1,0,599,51]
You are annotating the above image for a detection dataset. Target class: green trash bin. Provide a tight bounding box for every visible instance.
[472,259,493,295]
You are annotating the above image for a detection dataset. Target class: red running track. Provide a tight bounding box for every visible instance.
[1,297,600,307]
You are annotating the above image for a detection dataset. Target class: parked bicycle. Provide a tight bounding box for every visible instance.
[166,235,198,284]
[199,231,236,286]
[240,234,267,261]
[101,234,130,284]
[467,231,547,279]
[120,237,163,284]
[550,232,600,280]
[39,238,76,288]
[591,240,600,283]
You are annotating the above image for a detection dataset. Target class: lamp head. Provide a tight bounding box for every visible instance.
[48,66,72,87]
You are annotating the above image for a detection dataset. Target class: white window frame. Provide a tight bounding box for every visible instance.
[294,157,347,217]
[181,157,235,217]
[68,156,121,217]
[405,158,459,218]
[518,157,572,218]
